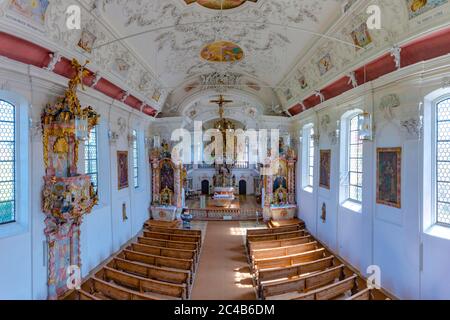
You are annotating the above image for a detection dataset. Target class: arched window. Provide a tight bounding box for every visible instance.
[0,100,15,224]
[340,109,363,205]
[434,97,450,226]
[301,124,315,191]
[132,129,139,188]
[85,126,99,193]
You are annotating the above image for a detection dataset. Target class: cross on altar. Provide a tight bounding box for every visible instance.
[210,95,233,118]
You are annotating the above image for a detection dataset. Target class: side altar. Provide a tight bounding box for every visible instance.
[149,141,186,221]
[261,147,297,221]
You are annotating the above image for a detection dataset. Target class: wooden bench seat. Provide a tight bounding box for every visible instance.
[246,225,301,236]
[143,231,201,247]
[139,235,199,252]
[267,274,358,300]
[253,248,326,271]
[118,249,194,273]
[107,257,192,285]
[146,225,202,237]
[251,241,319,261]
[268,218,305,229]
[66,288,102,300]
[80,277,162,300]
[128,243,196,263]
[248,235,312,253]
[346,288,373,300]
[247,230,308,244]
[260,265,345,299]
[95,267,186,299]
[144,220,181,229]
[256,256,335,286]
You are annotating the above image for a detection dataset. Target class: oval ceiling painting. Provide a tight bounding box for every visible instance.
[185,0,257,10]
[201,41,244,63]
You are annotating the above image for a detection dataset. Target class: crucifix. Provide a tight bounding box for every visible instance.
[210,95,233,118]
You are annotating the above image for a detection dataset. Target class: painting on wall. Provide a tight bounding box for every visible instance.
[377,147,402,208]
[184,0,257,10]
[351,23,373,50]
[117,151,129,190]
[160,159,175,192]
[317,53,334,76]
[200,41,244,63]
[77,29,97,53]
[8,0,50,26]
[152,89,161,103]
[319,150,331,189]
[406,0,448,19]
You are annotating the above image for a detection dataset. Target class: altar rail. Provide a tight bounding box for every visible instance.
[190,208,260,221]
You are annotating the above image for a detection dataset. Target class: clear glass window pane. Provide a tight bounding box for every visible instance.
[348,113,363,202]
[436,98,450,225]
[0,100,15,224]
[85,126,99,193]
[132,130,139,188]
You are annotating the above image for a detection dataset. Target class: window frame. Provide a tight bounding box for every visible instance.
[84,125,99,194]
[301,124,315,192]
[433,96,450,227]
[0,99,16,225]
[339,109,363,211]
[132,129,140,189]
[0,91,29,239]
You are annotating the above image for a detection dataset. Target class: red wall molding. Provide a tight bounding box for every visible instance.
[288,27,450,117]
[0,32,157,117]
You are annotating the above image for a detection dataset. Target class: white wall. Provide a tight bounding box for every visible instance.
[292,55,450,300]
[0,58,152,300]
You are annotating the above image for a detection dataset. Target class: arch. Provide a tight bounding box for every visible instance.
[201,180,210,195]
[239,180,247,195]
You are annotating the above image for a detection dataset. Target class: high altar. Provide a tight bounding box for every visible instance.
[261,146,297,221]
[212,164,236,207]
[150,141,186,221]
[41,60,100,299]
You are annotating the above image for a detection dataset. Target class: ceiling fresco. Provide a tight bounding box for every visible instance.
[184,0,258,10]
[99,0,342,90]
[200,41,244,62]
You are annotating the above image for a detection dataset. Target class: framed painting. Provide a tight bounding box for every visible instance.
[351,22,373,50]
[319,150,331,189]
[117,151,129,190]
[376,148,401,208]
[77,29,97,53]
[406,0,448,20]
[317,53,333,76]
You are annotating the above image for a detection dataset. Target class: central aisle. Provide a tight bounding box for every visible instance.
[191,221,256,300]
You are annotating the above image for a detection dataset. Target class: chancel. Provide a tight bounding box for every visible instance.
[1,0,450,303]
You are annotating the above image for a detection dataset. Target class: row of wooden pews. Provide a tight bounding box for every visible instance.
[246,218,381,300]
[65,220,202,300]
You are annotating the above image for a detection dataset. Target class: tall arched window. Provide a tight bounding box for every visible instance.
[435,97,450,226]
[132,129,139,188]
[301,124,315,191]
[0,100,15,224]
[340,109,363,206]
[85,126,99,193]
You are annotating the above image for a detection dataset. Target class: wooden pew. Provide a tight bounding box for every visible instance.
[80,277,160,300]
[246,225,301,236]
[128,243,196,263]
[66,289,102,300]
[145,225,202,237]
[143,231,201,248]
[267,274,359,300]
[251,241,319,261]
[107,257,191,286]
[260,265,345,299]
[256,256,335,287]
[118,249,194,273]
[346,288,373,300]
[145,219,180,229]
[247,229,307,245]
[95,267,185,300]
[248,235,312,253]
[268,218,305,229]
[140,234,199,252]
[253,248,326,271]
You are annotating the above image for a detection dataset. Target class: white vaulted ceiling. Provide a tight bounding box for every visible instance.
[97,0,343,113]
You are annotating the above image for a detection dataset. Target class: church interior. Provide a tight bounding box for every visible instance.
[1,0,450,302]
